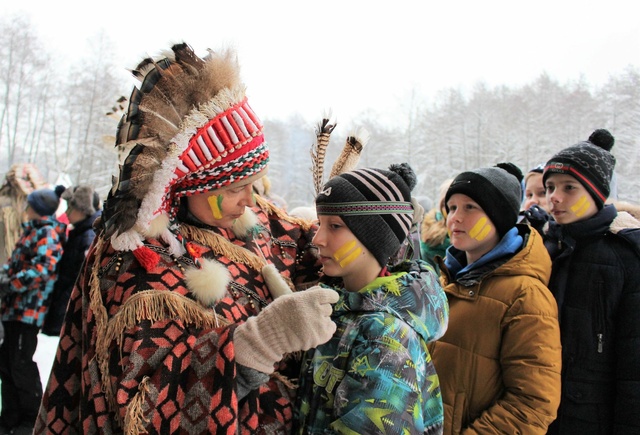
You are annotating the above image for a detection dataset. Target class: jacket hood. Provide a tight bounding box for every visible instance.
[611,200,640,221]
[22,215,67,235]
[610,210,640,234]
[442,224,550,288]
[330,260,446,343]
[488,224,550,286]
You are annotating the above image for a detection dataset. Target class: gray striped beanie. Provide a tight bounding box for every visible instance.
[315,163,416,267]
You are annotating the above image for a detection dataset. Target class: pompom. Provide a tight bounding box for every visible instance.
[588,128,615,151]
[132,246,161,272]
[54,184,66,198]
[389,162,417,192]
[184,258,231,306]
[495,162,524,183]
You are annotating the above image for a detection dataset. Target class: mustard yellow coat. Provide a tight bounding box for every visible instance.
[430,225,561,434]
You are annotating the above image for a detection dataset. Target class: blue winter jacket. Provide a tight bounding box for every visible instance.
[1,216,66,327]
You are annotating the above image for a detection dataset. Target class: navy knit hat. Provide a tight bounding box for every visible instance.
[315,163,417,267]
[445,163,523,238]
[27,185,65,216]
[543,130,616,209]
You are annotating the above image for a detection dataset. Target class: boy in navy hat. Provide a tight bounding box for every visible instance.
[0,186,66,433]
[543,131,640,434]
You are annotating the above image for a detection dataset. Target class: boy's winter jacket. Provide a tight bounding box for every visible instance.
[430,224,562,434]
[41,210,100,336]
[545,204,640,434]
[293,259,449,434]
[1,216,66,328]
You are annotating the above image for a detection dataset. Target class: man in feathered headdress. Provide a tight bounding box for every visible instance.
[34,43,338,434]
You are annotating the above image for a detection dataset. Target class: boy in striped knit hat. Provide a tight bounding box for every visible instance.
[292,163,449,435]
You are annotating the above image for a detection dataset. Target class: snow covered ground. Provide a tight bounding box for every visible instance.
[0,333,59,413]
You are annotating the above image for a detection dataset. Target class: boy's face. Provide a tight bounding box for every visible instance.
[545,173,598,224]
[312,214,379,284]
[446,193,500,264]
[523,172,549,212]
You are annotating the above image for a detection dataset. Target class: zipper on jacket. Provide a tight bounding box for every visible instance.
[595,281,605,354]
[597,333,603,353]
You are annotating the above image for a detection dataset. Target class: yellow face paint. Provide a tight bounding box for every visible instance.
[207,194,224,220]
[571,195,590,217]
[333,240,362,268]
[468,216,492,241]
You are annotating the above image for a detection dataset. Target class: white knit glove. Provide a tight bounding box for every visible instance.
[234,286,339,374]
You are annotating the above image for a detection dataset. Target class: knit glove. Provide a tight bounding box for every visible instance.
[234,286,339,374]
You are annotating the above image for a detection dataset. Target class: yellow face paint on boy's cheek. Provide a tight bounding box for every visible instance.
[468,216,492,241]
[207,194,224,219]
[333,240,362,268]
[571,195,590,217]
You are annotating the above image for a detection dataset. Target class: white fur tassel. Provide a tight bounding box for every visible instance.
[262,263,292,299]
[145,213,171,238]
[159,228,187,257]
[184,258,231,306]
[231,207,260,237]
[111,229,144,252]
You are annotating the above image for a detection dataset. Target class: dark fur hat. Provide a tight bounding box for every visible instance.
[62,185,99,216]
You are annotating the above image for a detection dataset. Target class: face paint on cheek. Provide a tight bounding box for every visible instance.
[571,195,590,217]
[468,216,492,241]
[333,240,362,268]
[207,194,224,219]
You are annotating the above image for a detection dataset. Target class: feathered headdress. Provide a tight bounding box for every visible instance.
[102,43,268,256]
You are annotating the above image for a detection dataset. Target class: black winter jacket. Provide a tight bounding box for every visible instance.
[544,205,640,435]
[41,211,100,336]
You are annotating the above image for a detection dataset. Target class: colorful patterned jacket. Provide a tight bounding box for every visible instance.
[293,259,449,434]
[1,216,66,327]
[34,201,321,434]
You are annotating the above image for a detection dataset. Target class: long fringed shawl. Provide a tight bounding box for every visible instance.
[90,235,232,430]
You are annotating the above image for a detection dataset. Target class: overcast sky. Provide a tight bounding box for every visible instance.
[3,0,639,124]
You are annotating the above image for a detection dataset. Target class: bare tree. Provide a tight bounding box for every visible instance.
[0,14,49,171]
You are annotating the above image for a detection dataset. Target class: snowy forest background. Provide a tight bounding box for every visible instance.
[2,14,639,210]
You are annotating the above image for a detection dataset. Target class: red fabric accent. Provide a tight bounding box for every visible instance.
[226,113,247,143]
[212,119,233,150]
[185,241,205,260]
[378,267,391,277]
[201,130,220,159]
[132,246,161,272]
[192,138,209,165]
[183,153,198,172]
[237,106,257,134]
[242,102,262,129]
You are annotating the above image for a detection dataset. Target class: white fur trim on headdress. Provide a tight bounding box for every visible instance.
[184,257,231,306]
